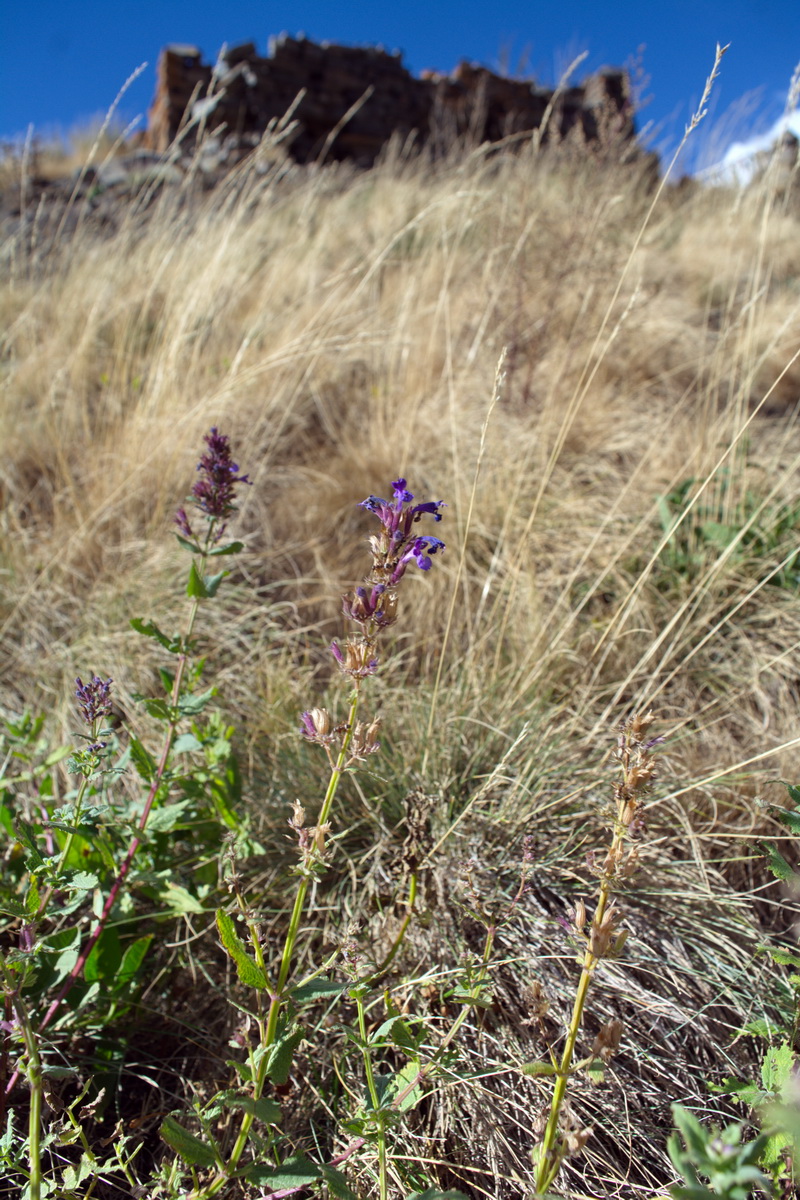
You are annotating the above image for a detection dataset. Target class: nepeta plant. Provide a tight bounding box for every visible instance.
[0,427,250,1200]
[173,477,448,1200]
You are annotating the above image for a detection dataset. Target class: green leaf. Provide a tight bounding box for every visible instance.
[265,1025,304,1085]
[42,745,72,768]
[25,876,40,918]
[671,1105,708,1161]
[775,806,800,833]
[146,800,193,833]
[785,783,800,806]
[246,1154,320,1188]
[85,928,121,984]
[159,1116,217,1168]
[765,948,800,968]
[177,687,216,716]
[521,1060,557,1077]
[127,738,155,786]
[187,561,208,598]
[762,842,794,881]
[741,1017,773,1037]
[130,617,180,653]
[218,1092,282,1125]
[320,1165,358,1200]
[118,935,153,986]
[208,541,244,557]
[159,882,207,916]
[172,732,203,755]
[369,1015,421,1054]
[158,667,175,695]
[381,1060,422,1112]
[203,571,228,597]
[15,821,45,869]
[291,978,345,1004]
[215,910,267,989]
[761,1041,795,1095]
[139,697,173,721]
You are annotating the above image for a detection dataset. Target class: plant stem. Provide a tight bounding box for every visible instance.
[533,807,628,1194]
[27,538,212,1050]
[1,961,42,1200]
[200,688,361,1195]
[356,989,388,1200]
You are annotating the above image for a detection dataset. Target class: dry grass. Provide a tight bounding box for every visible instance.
[1,125,800,1195]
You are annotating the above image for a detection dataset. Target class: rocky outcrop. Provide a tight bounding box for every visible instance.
[146,34,635,164]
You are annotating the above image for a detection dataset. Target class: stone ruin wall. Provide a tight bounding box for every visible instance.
[146,34,636,164]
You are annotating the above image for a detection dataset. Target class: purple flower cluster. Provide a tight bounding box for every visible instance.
[75,676,113,727]
[175,427,251,541]
[359,478,445,585]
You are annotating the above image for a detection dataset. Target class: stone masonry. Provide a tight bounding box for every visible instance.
[146,34,635,164]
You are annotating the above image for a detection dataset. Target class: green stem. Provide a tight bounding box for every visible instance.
[356,990,387,1200]
[200,688,361,1195]
[533,819,625,1196]
[1,961,42,1200]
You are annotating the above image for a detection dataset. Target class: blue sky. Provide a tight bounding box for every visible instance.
[2,1,798,170]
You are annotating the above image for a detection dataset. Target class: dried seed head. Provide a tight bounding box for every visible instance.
[573,900,587,934]
[591,1018,624,1062]
[564,1126,593,1156]
[349,716,382,760]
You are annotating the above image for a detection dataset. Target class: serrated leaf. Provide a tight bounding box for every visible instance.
[266,1025,304,1085]
[382,1060,422,1112]
[68,871,99,891]
[762,842,795,881]
[761,1041,795,1095]
[130,617,180,653]
[146,800,193,833]
[776,807,800,833]
[159,882,206,916]
[159,1116,217,1168]
[765,948,800,968]
[291,978,345,1004]
[15,821,45,868]
[187,561,208,598]
[216,910,268,989]
[172,732,203,755]
[320,1165,357,1200]
[785,783,800,806]
[245,1154,320,1188]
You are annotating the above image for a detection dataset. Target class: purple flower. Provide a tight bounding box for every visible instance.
[359,478,445,580]
[177,428,251,540]
[75,676,113,726]
[390,536,445,583]
[174,507,194,540]
[359,479,445,535]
